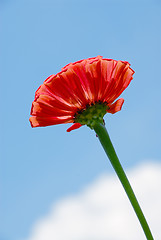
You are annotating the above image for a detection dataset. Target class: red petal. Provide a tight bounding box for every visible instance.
[30,101,74,117]
[35,81,75,110]
[29,116,73,128]
[99,59,116,101]
[85,58,102,102]
[107,98,124,114]
[31,94,77,115]
[70,61,95,104]
[103,61,134,103]
[66,123,82,132]
[60,68,89,108]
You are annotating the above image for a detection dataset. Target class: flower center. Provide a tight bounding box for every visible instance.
[74,102,109,129]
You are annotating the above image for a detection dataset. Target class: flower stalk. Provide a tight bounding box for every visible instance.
[93,122,154,240]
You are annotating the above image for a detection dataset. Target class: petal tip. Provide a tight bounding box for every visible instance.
[66,123,82,132]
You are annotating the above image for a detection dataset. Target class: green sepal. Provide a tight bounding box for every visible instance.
[74,102,108,129]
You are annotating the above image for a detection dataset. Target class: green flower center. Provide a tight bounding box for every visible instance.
[74,102,109,129]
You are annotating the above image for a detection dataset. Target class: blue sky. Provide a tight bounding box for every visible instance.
[1,0,161,240]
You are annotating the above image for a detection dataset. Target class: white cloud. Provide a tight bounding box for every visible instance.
[25,162,161,240]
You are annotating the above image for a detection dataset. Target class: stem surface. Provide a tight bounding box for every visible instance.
[93,122,154,240]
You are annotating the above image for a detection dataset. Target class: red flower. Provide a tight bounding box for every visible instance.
[29,56,134,132]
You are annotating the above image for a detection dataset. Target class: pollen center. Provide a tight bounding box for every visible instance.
[74,102,109,129]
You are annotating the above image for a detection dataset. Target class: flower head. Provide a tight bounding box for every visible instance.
[29,56,134,132]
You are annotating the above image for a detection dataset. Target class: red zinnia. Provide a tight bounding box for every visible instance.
[29,56,134,132]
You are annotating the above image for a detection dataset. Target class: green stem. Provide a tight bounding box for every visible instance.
[93,122,154,240]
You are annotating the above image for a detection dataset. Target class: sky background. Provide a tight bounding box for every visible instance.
[1,0,161,239]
